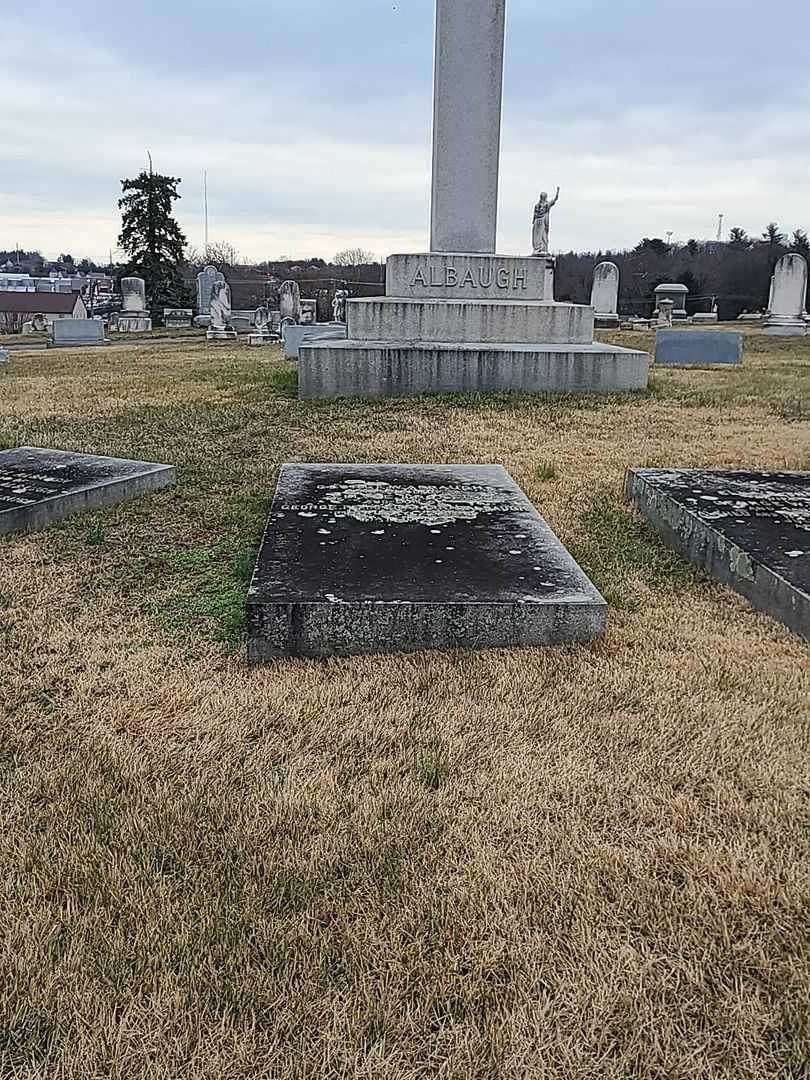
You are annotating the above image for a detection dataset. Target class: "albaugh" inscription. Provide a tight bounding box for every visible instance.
[410,264,528,290]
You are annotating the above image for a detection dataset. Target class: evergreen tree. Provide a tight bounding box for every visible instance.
[760,222,787,248]
[118,159,187,321]
[728,227,750,248]
[790,229,810,259]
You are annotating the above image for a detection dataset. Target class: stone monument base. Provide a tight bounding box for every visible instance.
[248,332,279,347]
[298,339,649,399]
[117,316,152,333]
[594,313,620,329]
[691,313,719,324]
[763,318,806,337]
[282,323,347,360]
[206,328,239,342]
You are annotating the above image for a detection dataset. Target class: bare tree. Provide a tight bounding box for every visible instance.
[204,241,241,266]
[332,247,376,267]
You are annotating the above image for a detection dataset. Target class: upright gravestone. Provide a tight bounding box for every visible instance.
[196,265,219,315]
[206,280,238,342]
[49,320,108,348]
[654,283,688,322]
[248,305,277,347]
[591,262,620,327]
[118,277,152,332]
[279,280,301,323]
[298,0,649,399]
[764,253,808,336]
[656,299,674,329]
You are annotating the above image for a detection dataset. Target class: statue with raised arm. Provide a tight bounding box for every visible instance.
[531,186,560,256]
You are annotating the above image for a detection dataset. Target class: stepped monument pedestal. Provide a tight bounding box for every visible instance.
[300,0,649,400]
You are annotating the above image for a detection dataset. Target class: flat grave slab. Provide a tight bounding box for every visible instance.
[0,447,176,535]
[626,468,810,639]
[655,329,743,366]
[49,319,108,348]
[247,463,607,660]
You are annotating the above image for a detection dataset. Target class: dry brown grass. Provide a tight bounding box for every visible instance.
[1,335,809,1078]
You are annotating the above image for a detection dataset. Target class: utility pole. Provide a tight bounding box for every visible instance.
[204,170,209,256]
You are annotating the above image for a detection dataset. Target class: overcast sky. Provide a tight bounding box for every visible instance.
[2,0,809,263]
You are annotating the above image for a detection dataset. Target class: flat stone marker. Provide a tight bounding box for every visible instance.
[50,319,107,348]
[0,447,176,535]
[655,330,743,366]
[247,464,606,660]
[626,468,810,639]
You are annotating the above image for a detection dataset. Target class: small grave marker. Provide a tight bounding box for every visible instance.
[0,447,176,535]
[655,330,743,366]
[627,468,809,638]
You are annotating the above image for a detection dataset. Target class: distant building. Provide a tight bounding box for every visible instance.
[0,291,87,332]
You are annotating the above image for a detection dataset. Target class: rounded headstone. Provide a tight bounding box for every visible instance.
[590,262,620,316]
[121,276,147,313]
[279,280,301,322]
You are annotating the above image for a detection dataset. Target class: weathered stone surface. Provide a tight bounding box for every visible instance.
[655,330,743,366]
[386,252,551,301]
[247,463,606,659]
[299,340,649,398]
[0,447,175,535]
[49,319,107,347]
[347,297,593,345]
[163,308,193,328]
[279,280,301,322]
[591,262,620,325]
[116,316,153,333]
[121,276,147,313]
[430,0,506,253]
[282,323,347,359]
[654,283,688,320]
[626,468,810,639]
[196,265,219,315]
[764,253,808,335]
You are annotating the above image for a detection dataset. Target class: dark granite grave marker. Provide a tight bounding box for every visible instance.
[0,447,176,535]
[247,463,606,659]
[627,468,810,639]
[655,330,743,366]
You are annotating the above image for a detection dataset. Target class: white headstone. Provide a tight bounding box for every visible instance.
[770,254,807,318]
[196,265,219,315]
[209,280,233,331]
[764,253,808,335]
[121,276,147,314]
[430,0,506,254]
[591,262,620,317]
[279,280,301,322]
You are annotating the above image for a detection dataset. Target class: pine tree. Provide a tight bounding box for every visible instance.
[118,158,187,322]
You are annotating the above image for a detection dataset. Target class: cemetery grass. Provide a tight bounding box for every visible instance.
[1,336,809,1079]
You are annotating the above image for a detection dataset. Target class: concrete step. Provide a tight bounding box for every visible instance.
[347,297,593,345]
[298,339,650,399]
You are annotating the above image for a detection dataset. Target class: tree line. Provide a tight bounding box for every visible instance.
[5,161,807,325]
[555,226,809,319]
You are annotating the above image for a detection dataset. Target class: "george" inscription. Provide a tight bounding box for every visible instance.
[409,264,529,290]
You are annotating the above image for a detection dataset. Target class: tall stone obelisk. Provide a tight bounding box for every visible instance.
[298,0,650,400]
[430,0,506,254]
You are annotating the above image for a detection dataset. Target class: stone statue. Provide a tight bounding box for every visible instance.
[332,289,348,323]
[279,280,301,323]
[531,186,560,256]
[209,279,233,331]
